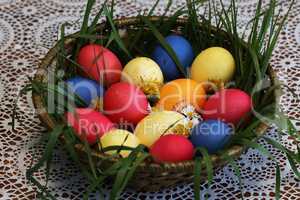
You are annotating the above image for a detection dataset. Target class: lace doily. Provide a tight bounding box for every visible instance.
[0,0,299,199]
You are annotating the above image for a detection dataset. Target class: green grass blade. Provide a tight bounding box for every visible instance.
[88,0,109,33]
[83,138,97,179]
[83,161,124,198]
[11,85,32,131]
[263,136,294,156]
[29,177,57,200]
[297,145,300,161]
[275,164,281,200]
[160,6,186,36]
[26,125,64,199]
[105,32,115,48]
[263,137,300,178]
[243,139,275,159]
[71,33,108,40]
[110,0,115,17]
[81,0,95,36]
[198,148,213,186]
[256,0,274,50]
[222,153,244,200]
[117,153,149,196]
[63,129,95,181]
[109,145,148,200]
[159,0,173,21]
[248,0,263,43]
[193,157,202,200]
[142,16,186,77]
[72,0,96,60]
[57,23,66,70]
[248,46,262,84]
[109,160,131,200]
[103,5,132,59]
[148,0,160,16]
[242,140,284,199]
[85,161,123,197]
[261,0,294,75]
[27,125,64,174]
[127,0,162,52]
[198,148,213,200]
[286,154,300,179]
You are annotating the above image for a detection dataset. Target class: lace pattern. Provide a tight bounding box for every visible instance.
[0,0,299,199]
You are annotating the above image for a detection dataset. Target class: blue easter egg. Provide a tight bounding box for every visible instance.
[190,120,233,154]
[65,76,105,107]
[152,35,194,81]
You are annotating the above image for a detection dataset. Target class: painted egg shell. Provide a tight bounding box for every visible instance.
[134,111,186,147]
[65,76,104,108]
[121,57,164,96]
[99,129,140,157]
[202,89,251,125]
[152,35,194,81]
[65,108,115,145]
[157,79,206,111]
[150,134,194,163]
[190,120,233,153]
[77,44,122,87]
[191,47,235,86]
[103,82,149,125]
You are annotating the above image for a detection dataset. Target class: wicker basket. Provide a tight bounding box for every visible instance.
[32,17,269,191]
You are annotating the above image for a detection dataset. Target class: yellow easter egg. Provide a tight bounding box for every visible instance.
[99,129,140,157]
[121,57,164,96]
[134,111,188,147]
[191,47,235,85]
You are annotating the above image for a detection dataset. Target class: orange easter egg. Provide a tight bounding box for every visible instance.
[157,79,206,111]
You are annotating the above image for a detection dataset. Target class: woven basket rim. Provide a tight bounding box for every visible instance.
[32,16,270,173]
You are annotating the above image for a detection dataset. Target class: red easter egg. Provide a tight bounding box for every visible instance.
[103,82,149,125]
[77,44,122,87]
[150,135,194,163]
[65,108,115,144]
[202,89,251,125]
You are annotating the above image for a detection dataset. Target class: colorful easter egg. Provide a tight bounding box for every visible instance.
[157,79,206,111]
[77,44,122,87]
[152,35,194,81]
[99,129,140,157]
[121,57,164,97]
[134,111,187,147]
[103,82,149,125]
[65,76,104,108]
[65,108,115,145]
[202,89,251,125]
[191,47,235,86]
[150,134,194,163]
[190,120,233,153]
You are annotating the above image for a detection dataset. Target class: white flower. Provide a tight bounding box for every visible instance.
[173,101,203,130]
[181,105,196,117]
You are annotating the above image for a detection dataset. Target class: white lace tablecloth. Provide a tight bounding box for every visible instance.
[0,0,299,199]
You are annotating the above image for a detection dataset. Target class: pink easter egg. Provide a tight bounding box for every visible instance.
[65,108,115,144]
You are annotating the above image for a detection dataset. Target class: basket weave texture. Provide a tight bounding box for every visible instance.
[32,17,269,191]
